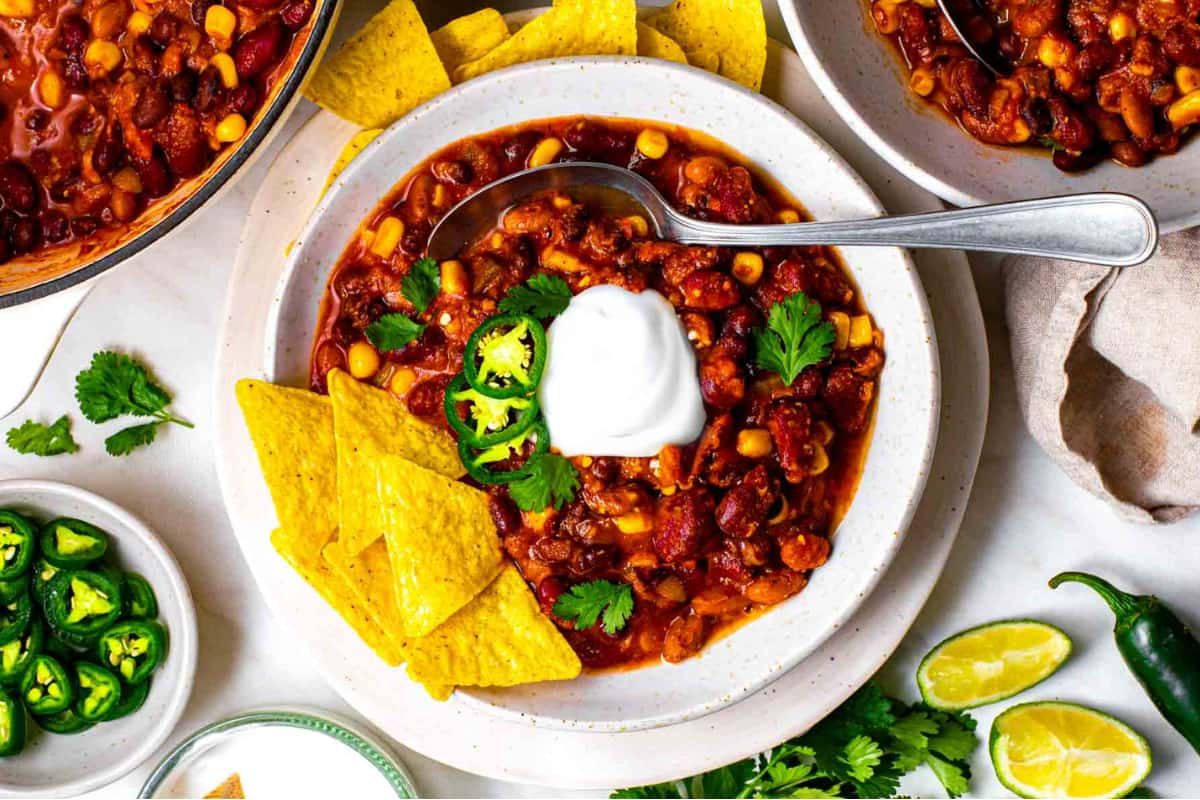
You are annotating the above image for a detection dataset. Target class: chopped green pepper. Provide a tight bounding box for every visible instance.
[102,677,149,721]
[34,706,92,735]
[39,518,109,568]
[0,593,32,646]
[445,372,540,448]
[0,685,25,756]
[43,570,123,648]
[463,313,547,399]
[97,620,167,685]
[0,619,41,685]
[73,662,122,722]
[0,511,35,581]
[32,558,60,606]
[20,653,73,715]
[458,418,550,485]
[0,576,27,605]
[122,573,159,620]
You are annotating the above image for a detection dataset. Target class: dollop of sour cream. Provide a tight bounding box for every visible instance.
[539,285,706,457]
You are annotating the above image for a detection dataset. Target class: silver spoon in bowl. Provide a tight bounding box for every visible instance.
[934,0,1012,76]
[427,162,1158,268]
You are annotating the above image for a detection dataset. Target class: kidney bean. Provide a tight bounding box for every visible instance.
[536,576,568,620]
[133,83,171,129]
[582,483,648,517]
[25,109,50,133]
[194,66,225,113]
[234,17,285,79]
[501,130,542,170]
[488,493,521,537]
[405,374,451,418]
[715,465,778,538]
[133,149,172,198]
[569,544,616,576]
[148,12,181,48]
[10,217,41,254]
[778,529,831,572]
[767,401,813,483]
[1111,140,1149,167]
[58,15,90,53]
[531,536,574,564]
[663,612,708,663]
[0,236,10,263]
[699,353,745,409]
[62,55,89,90]
[92,126,126,176]
[169,69,198,103]
[653,488,716,564]
[228,84,259,115]
[897,3,936,65]
[280,0,314,30]
[40,210,69,243]
[823,365,874,434]
[680,270,740,310]
[156,105,208,177]
[189,0,215,26]
[69,216,99,238]
[0,162,39,213]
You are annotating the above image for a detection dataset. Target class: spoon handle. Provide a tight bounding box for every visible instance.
[668,193,1158,267]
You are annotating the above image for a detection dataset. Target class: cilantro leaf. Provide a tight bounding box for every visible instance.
[5,415,79,456]
[401,257,440,315]
[508,453,579,512]
[498,273,573,318]
[553,579,634,634]
[611,784,683,799]
[365,313,426,352]
[926,754,970,799]
[752,291,836,386]
[105,422,160,456]
[841,735,884,783]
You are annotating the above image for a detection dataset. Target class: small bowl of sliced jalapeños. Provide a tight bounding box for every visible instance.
[0,479,197,797]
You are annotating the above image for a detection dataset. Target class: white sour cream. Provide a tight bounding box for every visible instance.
[539,285,706,457]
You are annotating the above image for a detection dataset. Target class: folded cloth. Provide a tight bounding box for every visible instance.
[1004,230,1200,523]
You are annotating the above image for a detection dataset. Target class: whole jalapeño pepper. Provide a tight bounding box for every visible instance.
[1051,571,1200,754]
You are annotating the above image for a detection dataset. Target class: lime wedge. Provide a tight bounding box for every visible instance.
[917,619,1071,710]
[990,701,1151,798]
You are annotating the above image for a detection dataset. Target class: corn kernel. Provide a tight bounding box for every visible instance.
[768,496,790,525]
[0,0,34,17]
[112,167,143,193]
[615,510,653,534]
[205,4,237,43]
[635,128,669,159]
[1167,89,1200,130]
[736,428,773,458]
[810,444,830,476]
[127,9,151,34]
[215,112,246,143]
[38,71,68,109]
[871,0,901,34]
[1007,116,1032,144]
[1176,66,1200,96]
[776,209,800,224]
[542,247,585,272]
[848,314,873,348]
[432,183,447,208]
[623,214,649,238]
[909,67,936,97]
[84,40,123,73]
[389,367,417,396]
[369,216,403,258]
[913,0,936,7]
[829,311,850,350]
[550,193,572,210]
[528,137,563,168]
[347,341,380,379]
[440,259,468,296]
[1037,35,1073,68]
[815,420,835,446]
[210,52,238,89]
[732,252,764,285]
[1109,12,1136,42]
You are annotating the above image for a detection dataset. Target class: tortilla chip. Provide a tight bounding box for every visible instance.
[327,368,463,554]
[454,0,637,83]
[431,8,512,78]
[204,773,245,799]
[375,454,503,637]
[304,0,450,128]
[322,128,383,197]
[272,528,407,666]
[406,566,582,698]
[323,536,406,636]
[647,0,766,90]
[636,22,688,64]
[235,380,337,535]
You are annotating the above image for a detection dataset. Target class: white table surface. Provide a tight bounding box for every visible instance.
[0,1,1197,797]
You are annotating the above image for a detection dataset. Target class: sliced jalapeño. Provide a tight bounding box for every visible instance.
[463,313,547,399]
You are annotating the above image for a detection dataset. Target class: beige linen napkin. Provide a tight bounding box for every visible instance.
[1004,230,1200,523]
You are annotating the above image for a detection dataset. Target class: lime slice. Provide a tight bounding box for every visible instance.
[990,701,1151,798]
[917,620,1071,710]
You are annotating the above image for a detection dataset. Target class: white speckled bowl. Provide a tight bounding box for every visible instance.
[779,1,1200,234]
[0,480,197,798]
[267,57,938,731]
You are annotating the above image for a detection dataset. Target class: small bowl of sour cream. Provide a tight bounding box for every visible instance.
[138,708,417,799]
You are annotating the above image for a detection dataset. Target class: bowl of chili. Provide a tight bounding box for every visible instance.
[262,58,939,730]
[0,479,197,796]
[779,0,1200,234]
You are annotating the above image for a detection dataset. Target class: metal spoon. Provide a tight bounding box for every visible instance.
[427,162,1158,268]
[934,0,1011,76]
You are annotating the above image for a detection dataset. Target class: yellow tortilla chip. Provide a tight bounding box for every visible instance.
[235,380,337,535]
[273,528,407,666]
[431,8,512,78]
[647,0,767,90]
[327,368,463,554]
[636,22,688,64]
[304,0,450,129]
[454,0,637,83]
[323,536,407,635]
[322,129,383,197]
[375,454,503,637]
[407,566,582,698]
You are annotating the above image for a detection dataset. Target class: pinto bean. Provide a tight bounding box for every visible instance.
[767,401,813,483]
[777,528,832,571]
[234,17,285,78]
[0,162,39,212]
[653,488,716,564]
[743,569,807,605]
[824,364,875,434]
[715,465,779,538]
[663,612,708,663]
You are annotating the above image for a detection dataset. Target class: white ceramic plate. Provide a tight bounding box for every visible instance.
[264,57,937,731]
[214,40,986,787]
[0,480,198,798]
[779,1,1200,234]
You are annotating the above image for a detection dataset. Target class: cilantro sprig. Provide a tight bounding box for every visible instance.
[75,351,193,456]
[613,683,978,799]
[553,579,634,635]
[5,415,79,456]
[365,257,442,352]
[499,273,573,319]
[752,290,836,386]
[401,257,440,315]
[365,314,426,352]
[508,453,579,512]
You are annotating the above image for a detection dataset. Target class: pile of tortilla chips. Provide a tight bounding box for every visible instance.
[305,0,767,129]
[235,371,580,699]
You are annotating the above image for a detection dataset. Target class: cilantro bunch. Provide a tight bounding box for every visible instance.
[613,684,978,799]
